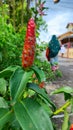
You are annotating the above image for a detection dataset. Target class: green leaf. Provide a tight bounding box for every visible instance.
[0,52,2,62]
[51,86,73,95]
[0,109,12,129]
[64,93,72,101]
[0,97,9,109]
[3,114,21,130]
[27,83,56,110]
[31,65,46,82]
[10,68,33,100]
[14,98,54,130]
[0,65,20,78]
[37,97,53,116]
[0,78,7,95]
[71,98,73,113]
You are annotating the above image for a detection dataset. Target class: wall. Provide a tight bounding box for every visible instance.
[59,48,73,58]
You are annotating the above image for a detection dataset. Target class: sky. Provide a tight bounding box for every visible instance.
[40,0,73,42]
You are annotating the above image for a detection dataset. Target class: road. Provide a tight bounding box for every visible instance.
[44,56,73,130]
[58,57,73,87]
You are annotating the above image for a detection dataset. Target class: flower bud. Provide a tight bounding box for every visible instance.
[22,18,36,69]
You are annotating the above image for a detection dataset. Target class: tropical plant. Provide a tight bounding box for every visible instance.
[0,16,55,130]
[0,64,56,130]
[51,86,73,130]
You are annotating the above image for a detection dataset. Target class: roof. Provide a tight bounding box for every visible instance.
[66,23,73,28]
[58,31,73,44]
[58,31,73,40]
[61,37,73,44]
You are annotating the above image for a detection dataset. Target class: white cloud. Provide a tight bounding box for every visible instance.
[47,11,71,36]
[39,9,73,42]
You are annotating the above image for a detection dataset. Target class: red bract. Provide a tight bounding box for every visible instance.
[70,124,73,130]
[39,81,45,88]
[22,18,36,69]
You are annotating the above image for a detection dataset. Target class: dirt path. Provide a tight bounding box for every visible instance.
[45,57,73,130]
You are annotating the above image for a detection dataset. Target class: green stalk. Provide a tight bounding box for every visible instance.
[53,100,70,115]
[62,109,69,130]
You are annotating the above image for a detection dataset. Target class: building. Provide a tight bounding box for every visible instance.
[58,23,73,58]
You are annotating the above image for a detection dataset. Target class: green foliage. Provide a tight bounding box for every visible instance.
[10,67,33,101]
[51,86,73,104]
[0,15,26,70]
[0,97,9,109]
[0,66,55,130]
[31,65,46,82]
[62,110,69,130]
[51,86,73,95]
[27,83,56,110]
[0,109,12,129]
[0,78,7,95]
[55,69,62,78]
[0,65,20,78]
[34,59,57,81]
[51,86,73,129]
[14,98,54,130]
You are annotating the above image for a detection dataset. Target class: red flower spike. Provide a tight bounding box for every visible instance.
[39,81,45,88]
[22,18,36,69]
[70,124,73,130]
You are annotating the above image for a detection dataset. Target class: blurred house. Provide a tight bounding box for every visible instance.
[58,23,73,58]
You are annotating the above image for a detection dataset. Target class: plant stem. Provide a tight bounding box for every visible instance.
[62,109,69,130]
[53,100,70,115]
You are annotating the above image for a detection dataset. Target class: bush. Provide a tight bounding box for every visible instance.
[0,15,26,70]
